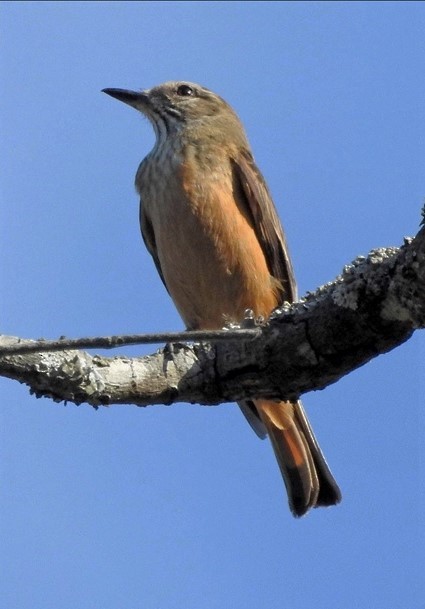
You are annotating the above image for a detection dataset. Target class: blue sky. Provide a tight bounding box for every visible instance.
[1,2,424,608]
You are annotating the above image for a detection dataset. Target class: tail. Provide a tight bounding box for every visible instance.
[254,399,341,517]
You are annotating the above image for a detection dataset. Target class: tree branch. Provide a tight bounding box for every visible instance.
[0,326,261,356]
[1,224,423,408]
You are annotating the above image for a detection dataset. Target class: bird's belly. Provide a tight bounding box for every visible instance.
[149,183,279,330]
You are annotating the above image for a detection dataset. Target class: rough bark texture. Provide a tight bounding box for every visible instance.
[0,225,423,408]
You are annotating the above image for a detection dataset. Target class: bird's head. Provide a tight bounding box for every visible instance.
[102,81,248,146]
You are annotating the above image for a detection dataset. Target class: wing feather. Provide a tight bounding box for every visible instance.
[139,202,169,294]
[231,150,297,302]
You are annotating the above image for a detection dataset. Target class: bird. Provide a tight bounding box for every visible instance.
[102,81,342,517]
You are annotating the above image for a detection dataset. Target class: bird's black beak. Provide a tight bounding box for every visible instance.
[102,88,149,110]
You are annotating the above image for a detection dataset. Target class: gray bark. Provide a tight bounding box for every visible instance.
[1,224,423,408]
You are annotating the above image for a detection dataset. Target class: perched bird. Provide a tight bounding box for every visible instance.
[103,81,341,516]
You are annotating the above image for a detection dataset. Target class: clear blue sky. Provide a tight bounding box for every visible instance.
[1,3,424,608]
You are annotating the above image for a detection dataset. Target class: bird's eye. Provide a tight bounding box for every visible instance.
[176,84,195,97]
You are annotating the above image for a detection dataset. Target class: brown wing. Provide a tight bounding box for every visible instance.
[139,201,170,294]
[231,149,299,439]
[231,149,297,302]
